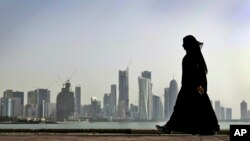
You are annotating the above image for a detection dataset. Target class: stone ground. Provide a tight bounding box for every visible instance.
[0,134,229,141]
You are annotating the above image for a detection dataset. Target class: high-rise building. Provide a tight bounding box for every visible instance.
[138,76,153,120]
[56,80,75,121]
[130,104,139,120]
[75,86,81,115]
[169,79,178,117]
[110,84,117,117]
[1,98,14,117]
[103,93,111,117]
[226,108,232,120]
[141,71,151,80]
[247,110,250,119]
[82,104,91,117]
[35,89,50,118]
[152,95,163,121]
[26,90,38,118]
[12,91,24,107]
[164,79,178,119]
[220,106,225,120]
[1,97,22,117]
[117,69,129,119]
[164,87,170,119]
[90,97,101,118]
[47,103,56,120]
[215,101,221,120]
[2,90,24,117]
[27,91,37,104]
[241,100,248,120]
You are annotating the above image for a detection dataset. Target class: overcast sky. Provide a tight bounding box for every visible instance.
[1,0,250,119]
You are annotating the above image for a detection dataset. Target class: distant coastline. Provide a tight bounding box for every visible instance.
[1,119,250,124]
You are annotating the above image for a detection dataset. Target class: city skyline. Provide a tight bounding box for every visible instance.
[1,0,250,119]
[0,76,244,120]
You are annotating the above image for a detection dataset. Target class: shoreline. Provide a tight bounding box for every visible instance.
[0,128,230,135]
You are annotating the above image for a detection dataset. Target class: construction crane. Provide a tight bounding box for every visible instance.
[67,70,77,83]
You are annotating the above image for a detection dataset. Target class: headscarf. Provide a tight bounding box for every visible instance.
[183,35,208,74]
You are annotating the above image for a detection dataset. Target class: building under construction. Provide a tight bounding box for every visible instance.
[56,80,75,121]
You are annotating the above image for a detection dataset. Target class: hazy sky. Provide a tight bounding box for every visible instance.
[1,0,250,119]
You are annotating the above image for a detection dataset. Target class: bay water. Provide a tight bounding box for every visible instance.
[0,121,248,130]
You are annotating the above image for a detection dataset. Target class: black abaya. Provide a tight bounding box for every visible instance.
[165,53,220,134]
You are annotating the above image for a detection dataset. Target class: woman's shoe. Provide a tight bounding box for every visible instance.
[155,125,171,134]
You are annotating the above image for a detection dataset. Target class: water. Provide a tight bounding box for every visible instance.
[0,121,249,130]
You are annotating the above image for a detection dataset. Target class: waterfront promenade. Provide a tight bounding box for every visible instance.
[0,129,229,141]
[0,134,229,141]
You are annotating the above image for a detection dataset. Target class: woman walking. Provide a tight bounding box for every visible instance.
[156,35,220,135]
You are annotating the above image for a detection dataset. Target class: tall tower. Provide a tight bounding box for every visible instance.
[141,71,151,80]
[27,91,37,104]
[215,101,221,120]
[103,93,111,117]
[117,69,129,119]
[110,84,117,117]
[220,106,225,120]
[168,79,178,118]
[152,95,163,120]
[56,80,75,121]
[2,90,24,117]
[90,97,101,118]
[226,108,232,120]
[241,100,248,120]
[138,77,153,120]
[35,89,50,118]
[75,86,81,115]
[164,88,170,119]
[138,71,153,120]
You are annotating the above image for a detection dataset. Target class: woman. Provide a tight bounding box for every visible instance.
[156,35,220,135]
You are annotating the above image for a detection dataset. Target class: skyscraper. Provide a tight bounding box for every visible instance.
[130,104,139,119]
[220,106,225,120]
[169,79,178,117]
[35,89,50,118]
[75,86,81,115]
[164,87,170,119]
[138,76,153,120]
[247,110,250,119]
[56,80,75,121]
[2,90,24,117]
[25,91,38,118]
[117,69,129,119]
[90,97,101,118]
[12,91,24,108]
[241,100,248,120]
[141,71,151,80]
[103,93,111,117]
[226,108,232,120]
[152,95,163,120]
[215,101,221,120]
[27,91,37,104]
[110,84,117,117]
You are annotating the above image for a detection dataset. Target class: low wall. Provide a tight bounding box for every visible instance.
[0,129,229,135]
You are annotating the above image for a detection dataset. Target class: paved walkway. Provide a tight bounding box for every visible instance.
[0,134,229,141]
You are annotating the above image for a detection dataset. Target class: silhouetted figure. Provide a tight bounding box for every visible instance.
[156,35,220,135]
